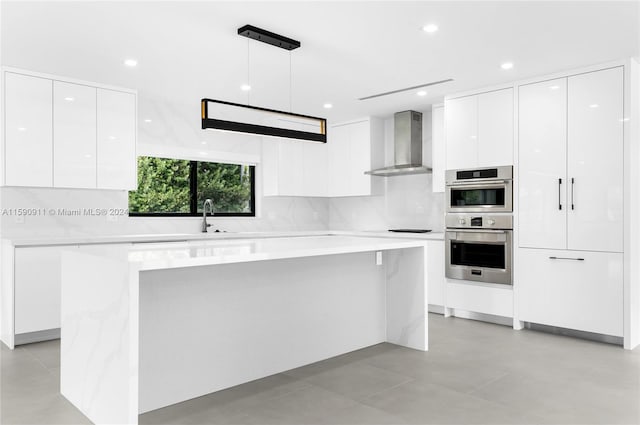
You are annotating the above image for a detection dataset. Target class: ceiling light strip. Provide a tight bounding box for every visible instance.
[359,78,454,100]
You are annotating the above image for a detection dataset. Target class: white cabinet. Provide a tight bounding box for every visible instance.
[518,248,623,337]
[97,89,137,190]
[431,105,445,192]
[263,117,383,198]
[445,88,513,170]
[328,118,384,197]
[445,95,477,170]
[519,67,623,252]
[262,139,327,197]
[1,68,136,190]
[4,72,53,187]
[14,247,67,334]
[567,68,624,253]
[478,89,513,167]
[518,78,568,249]
[53,81,97,188]
[427,240,444,307]
[302,142,328,197]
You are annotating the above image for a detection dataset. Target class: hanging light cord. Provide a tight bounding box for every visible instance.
[247,38,251,106]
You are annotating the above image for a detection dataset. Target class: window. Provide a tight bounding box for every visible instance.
[129,156,255,216]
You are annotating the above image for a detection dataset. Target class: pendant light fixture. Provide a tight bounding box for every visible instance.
[201,25,326,143]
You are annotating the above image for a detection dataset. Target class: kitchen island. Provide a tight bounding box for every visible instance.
[60,235,430,425]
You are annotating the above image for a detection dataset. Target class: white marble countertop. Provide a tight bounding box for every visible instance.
[71,235,431,271]
[5,230,444,247]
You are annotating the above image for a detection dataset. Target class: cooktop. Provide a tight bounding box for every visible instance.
[388,229,432,233]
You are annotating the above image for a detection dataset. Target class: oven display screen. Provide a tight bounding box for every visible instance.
[451,188,505,207]
[451,242,505,269]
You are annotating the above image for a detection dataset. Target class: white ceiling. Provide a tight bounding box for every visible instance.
[2,1,639,123]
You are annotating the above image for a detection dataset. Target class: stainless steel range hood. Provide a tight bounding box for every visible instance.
[365,110,432,177]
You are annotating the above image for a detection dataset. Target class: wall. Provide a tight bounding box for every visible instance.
[329,111,445,231]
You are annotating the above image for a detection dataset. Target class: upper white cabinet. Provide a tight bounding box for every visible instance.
[328,118,384,197]
[519,67,623,252]
[53,81,97,188]
[431,105,445,192]
[445,95,477,170]
[4,72,53,187]
[97,89,137,190]
[1,68,137,190]
[263,117,383,198]
[445,88,513,170]
[477,89,513,167]
[262,139,327,197]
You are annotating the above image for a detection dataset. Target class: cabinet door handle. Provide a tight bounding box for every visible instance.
[571,178,575,210]
[549,256,585,261]
[558,178,562,210]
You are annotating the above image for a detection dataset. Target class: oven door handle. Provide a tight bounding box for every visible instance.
[448,229,508,234]
[446,180,510,187]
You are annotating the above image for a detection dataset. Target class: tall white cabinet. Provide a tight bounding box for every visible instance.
[519,67,624,252]
[518,66,625,338]
[1,68,137,190]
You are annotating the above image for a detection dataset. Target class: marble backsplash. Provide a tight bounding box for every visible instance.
[0,187,329,239]
[329,173,444,232]
[0,179,443,239]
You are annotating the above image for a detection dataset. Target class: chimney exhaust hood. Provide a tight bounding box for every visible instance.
[365,110,432,177]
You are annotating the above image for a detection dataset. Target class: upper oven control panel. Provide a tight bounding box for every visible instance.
[445,165,513,185]
[446,213,513,230]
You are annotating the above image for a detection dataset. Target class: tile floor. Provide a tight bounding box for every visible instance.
[2,314,639,424]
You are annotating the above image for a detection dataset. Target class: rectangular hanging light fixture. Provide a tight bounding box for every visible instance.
[201,99,327,143]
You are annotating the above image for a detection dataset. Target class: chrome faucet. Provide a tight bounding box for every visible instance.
[202,198,214,233]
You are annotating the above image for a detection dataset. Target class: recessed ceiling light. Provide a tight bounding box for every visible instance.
[240,84,251,91]
[199,151,208,156]
[84,154,92,158]
[201,141,207,145]
[124,59,138,67]
[17,127,26,132]
[323,103,333,109]
[143,119,152,123]
[620,118,630,122]
[422,24,438,33]
[501,62,514,70]
[417,90,427,96]
[549,85,559,90]
[589,104,599,108]
[64,97,75,102]
[108,136,117,140]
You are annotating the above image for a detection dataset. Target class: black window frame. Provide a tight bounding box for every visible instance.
[129,159,256,217]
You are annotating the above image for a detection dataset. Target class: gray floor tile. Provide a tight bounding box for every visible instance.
[360,379,546,425]
[290,362,413,401]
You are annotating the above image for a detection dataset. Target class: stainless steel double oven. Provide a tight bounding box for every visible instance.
[445,166,513,285]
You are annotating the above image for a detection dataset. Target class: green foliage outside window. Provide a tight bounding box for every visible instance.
[129,156,254,215]
[196,162,252,213]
